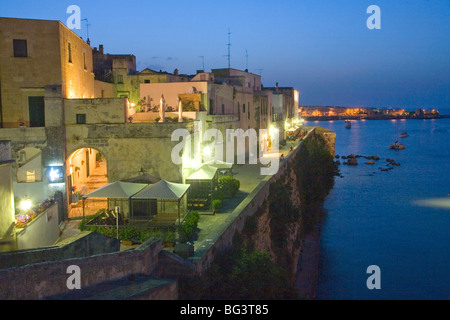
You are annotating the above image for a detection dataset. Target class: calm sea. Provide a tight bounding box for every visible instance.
[306,118,450,300]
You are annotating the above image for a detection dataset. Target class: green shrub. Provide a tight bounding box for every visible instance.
[218,177,240,197]
[163,231,176,243]
[178,211,200,243]
[212,199,222,211]
[203,248,297,300]
[118,227,140,242]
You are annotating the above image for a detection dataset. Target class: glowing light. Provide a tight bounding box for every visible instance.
[20,198,32,211]
[269,125,279,136]
[130,102,136,107]
[48,166,64,183]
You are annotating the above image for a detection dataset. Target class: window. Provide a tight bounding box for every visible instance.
[13,39,28,57]
[28,96,45,127]
[83,52,87,69]
[18,151,26,164]
[243,104,246,113]
[117,75,123,84]
[222,104,225,115]
[26,171,36,183]
[76,114,86,124]
[144,79,150,83]
[209,99,214,115]
[68,43,72,63]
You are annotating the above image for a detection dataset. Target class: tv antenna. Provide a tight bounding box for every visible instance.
[226,28,231,68]
[199,56,205,71]
[245,50,249,70]
[81,18,91,43]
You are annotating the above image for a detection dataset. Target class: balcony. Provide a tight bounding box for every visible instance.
[207,114,240,123]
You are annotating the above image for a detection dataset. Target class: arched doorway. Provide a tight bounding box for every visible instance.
[66,148,108,218]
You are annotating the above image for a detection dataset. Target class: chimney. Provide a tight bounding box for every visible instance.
[99,44,104,54]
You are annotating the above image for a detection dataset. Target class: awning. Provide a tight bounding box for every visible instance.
[83,181,148,199]
[121,173,161,184]
[131,180,190,200]
[186,164,218,180]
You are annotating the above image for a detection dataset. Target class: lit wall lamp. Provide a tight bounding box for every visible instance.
[48,166,64,184]
[20,196,32,211]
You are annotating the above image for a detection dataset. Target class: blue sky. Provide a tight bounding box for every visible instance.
[1,0,449,111]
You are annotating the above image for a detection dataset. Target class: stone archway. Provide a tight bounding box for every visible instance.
[66,148,108,218]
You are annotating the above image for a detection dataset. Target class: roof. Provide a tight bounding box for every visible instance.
[132,180,190,200]
[186,164,218,180]
[122,174,161,184]
[83,181,148,199]
[204,160,233,170]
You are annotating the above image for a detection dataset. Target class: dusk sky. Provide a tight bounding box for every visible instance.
[2,0,449,111]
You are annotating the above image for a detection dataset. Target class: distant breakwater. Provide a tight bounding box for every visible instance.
[303,115,450,121]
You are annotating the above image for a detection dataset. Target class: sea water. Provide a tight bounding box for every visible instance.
[309,118,450,300]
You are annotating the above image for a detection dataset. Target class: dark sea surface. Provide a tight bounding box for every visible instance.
[308,118,450,300]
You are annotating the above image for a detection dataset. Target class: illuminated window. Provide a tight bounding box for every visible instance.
[26,171,36,183]
[13,39,28,57]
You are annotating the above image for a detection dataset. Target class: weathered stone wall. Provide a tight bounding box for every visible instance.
[64,98,128,125]
[0,18,94,127]
[0,18,62,127]
[58,23,95,99]
[66,122,195,182]
[0,231,120,270]
[0,237,162,300]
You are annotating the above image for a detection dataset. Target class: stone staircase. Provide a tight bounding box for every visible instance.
[84,161,108,194]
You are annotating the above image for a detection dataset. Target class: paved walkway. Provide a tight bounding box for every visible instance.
[55,220,81,244]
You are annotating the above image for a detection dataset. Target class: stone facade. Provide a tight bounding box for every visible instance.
[0,18,95,128]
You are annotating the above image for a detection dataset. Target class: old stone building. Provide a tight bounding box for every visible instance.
[0,17,95,128]
[0,18,196,221]
[0,17,301,223]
